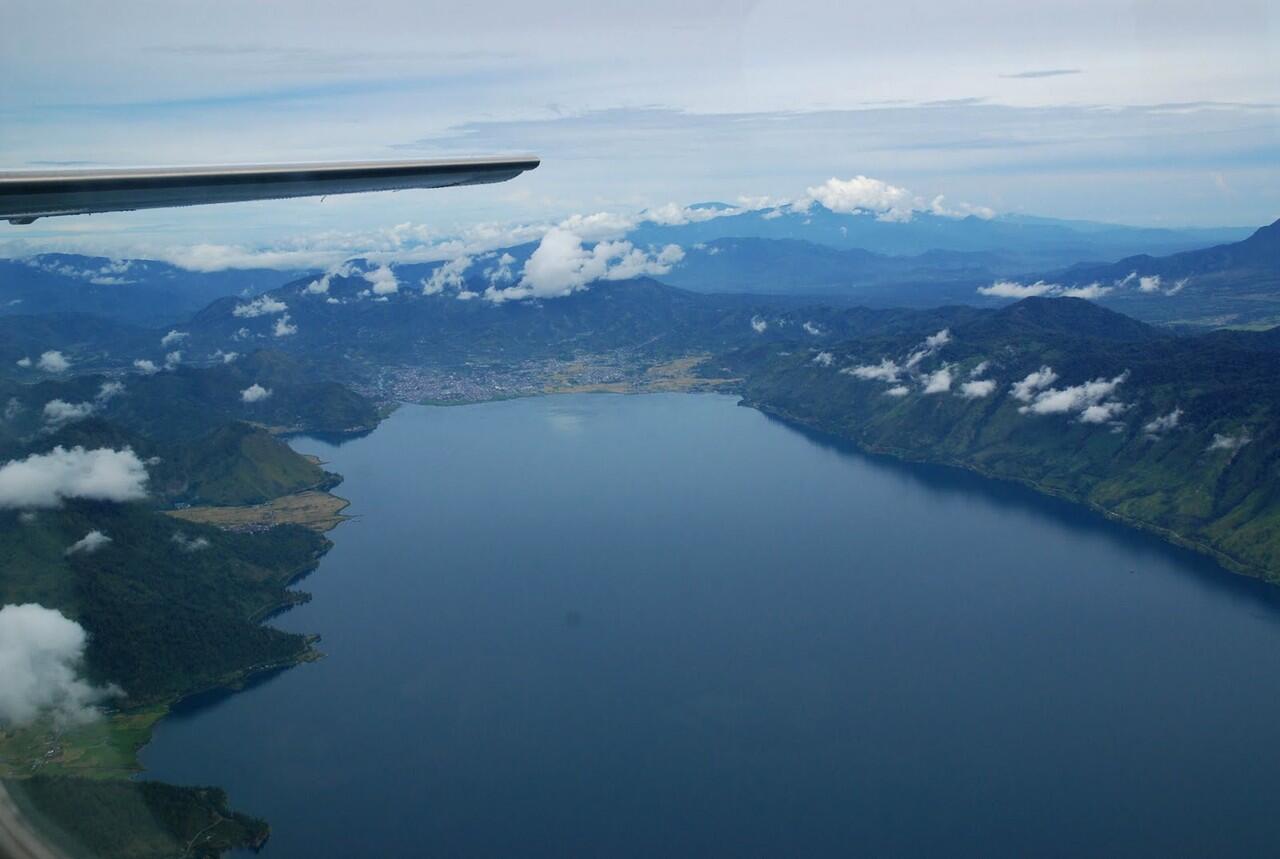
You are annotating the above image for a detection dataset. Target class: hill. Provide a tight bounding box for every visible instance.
[0,254,303,326]
[723,296,1280,578]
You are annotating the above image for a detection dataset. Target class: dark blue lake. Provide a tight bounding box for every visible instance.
[142,393,1280,857]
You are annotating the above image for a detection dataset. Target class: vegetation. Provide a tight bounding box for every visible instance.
[725,297,1280,578]
[5,777,268,859]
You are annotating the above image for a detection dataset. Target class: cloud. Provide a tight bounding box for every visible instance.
[1144,408,1183,435]
[1010,366,1059,402]
[164,350,182,369]
[240,383,272,403]
[65,530,111,555]
[844,358,902,382]
[1079,401,1128,423]
[978,280,1060,298]
[959,379,997,398]
[364,264,399,295]
[0,447,149,509]
[803,175,916,222]
[42,399,96,428]
[37,351,71,373]
[232,295,288,317]
[640,203,741,227]
[1018,371,1129,421]
[885,385,911,397]
[484,252,516,286]
[16,357,32,368]
[0,603,120,727]
[1138,275,1162,293]
[422,256,473,295]
[928,195,996,220]
[1207,432,1250,453]
[803,321,823,336]
[1166,278,1190,295]
[1059,283,1112,299]
[812,351,834,367]
[273,314,298,337]
[96,381,124,402]
[1000,68,1083,79]
[969,361,991,377]
[133,359,159,375]
[922,366,953,394]
[212,350,239,363]
[484,228,683,303]
[160,330,188,347]
[905,328,951,368]
[750,316,768,334]
[171,532,211,552]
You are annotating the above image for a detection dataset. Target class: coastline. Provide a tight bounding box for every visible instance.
[744,398,1275,583]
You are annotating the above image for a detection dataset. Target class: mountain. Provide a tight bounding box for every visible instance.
[627,204,1251,270]
[0,350,379,443]
[1033,219,1280,327]
[0,254,304,326]
[722,296,1280,578]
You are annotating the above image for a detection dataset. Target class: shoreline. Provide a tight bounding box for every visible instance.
[744,398,1275,584]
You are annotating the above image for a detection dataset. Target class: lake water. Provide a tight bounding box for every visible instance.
[142,394,1280,857]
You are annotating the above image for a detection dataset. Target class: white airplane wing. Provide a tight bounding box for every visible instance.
[0,156,540,224]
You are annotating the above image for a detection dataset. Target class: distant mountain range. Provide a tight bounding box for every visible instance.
[0,254,301,326]
[631,204,1251,269]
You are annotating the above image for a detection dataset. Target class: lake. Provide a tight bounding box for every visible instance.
[142,393,1280,857]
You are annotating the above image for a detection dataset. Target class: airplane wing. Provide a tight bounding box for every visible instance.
[0,156,540,224]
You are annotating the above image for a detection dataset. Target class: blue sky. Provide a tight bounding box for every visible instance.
[1,0,1276,266]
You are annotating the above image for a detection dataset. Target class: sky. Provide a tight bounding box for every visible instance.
[1,0,1276,266]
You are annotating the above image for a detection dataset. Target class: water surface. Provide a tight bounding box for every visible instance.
[143,394,1280,857]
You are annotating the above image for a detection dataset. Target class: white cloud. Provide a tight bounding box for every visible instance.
[803,175,916,222]
[750,316,768,334]
[160,330,188,347]
[803,321,823,336]
[422,256,473,295]
[240,383,272,403]
[364,264,399,295]
[42,399,96,428]
[273,314,298,337]
[924,329,951,349]
[969,361,991,378]
[1018,371,1129,421]
[1010,366,1059,402]
[171,533,211,552]
[232,295,288,317]
[928,194,996,219]
[1138,275,1162,293]
[133,359,159,375]
[812,351,834,367]
[164,350,182,369]
[212,350,239,363]
[1079,401,1128,423]
[885,385,911,397]
[96,381,124,402]
[484,228,683,303]
[65,530,111,555]
[0,446,149,509]
[1207,432,1250,453]
[15,357,32,368]
[844,358,902,383]
[640,203,741,227]
[485,252,517,286]
[0,603,119,727]
[1143,408,1183,435]
[959,379,997,398]
[1060,283,1112,299]
[1166,278,1190,295]
[978,280,1060,298]
[37,351,70,373]
[922,366,953,394]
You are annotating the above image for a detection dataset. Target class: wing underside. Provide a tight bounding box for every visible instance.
[0,156,540,224]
